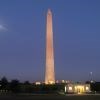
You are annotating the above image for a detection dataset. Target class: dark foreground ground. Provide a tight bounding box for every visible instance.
[0,94,100,100]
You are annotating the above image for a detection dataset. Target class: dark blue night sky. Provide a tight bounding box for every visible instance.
[0,0,100,82]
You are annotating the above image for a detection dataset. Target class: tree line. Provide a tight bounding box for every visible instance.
[0,77,64,93]
[0,77,100,93]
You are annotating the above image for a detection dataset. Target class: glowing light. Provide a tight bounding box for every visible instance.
[86,86,89,90]
[62,80,65,83]
[45,9,55,84]
[90,72,93,75]
[74,85,84,94]
[65,86,67,92]
[49,81,55,84]
[66,84,90,94]
[35,82,41,85]
[69,86,72,90]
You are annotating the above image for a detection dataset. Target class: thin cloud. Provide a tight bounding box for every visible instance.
[0,24,7,32]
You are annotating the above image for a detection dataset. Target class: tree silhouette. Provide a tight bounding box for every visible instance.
[10,79,20,93]
[24,81,30,85]
[0,77,8,89]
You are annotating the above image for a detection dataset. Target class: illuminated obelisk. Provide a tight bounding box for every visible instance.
[45,9,55,84]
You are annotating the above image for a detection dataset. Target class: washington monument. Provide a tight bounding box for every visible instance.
[45,9,55,84]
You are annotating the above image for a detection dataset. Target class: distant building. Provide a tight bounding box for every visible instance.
[35,82,41,85]
[65,83,91,94]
